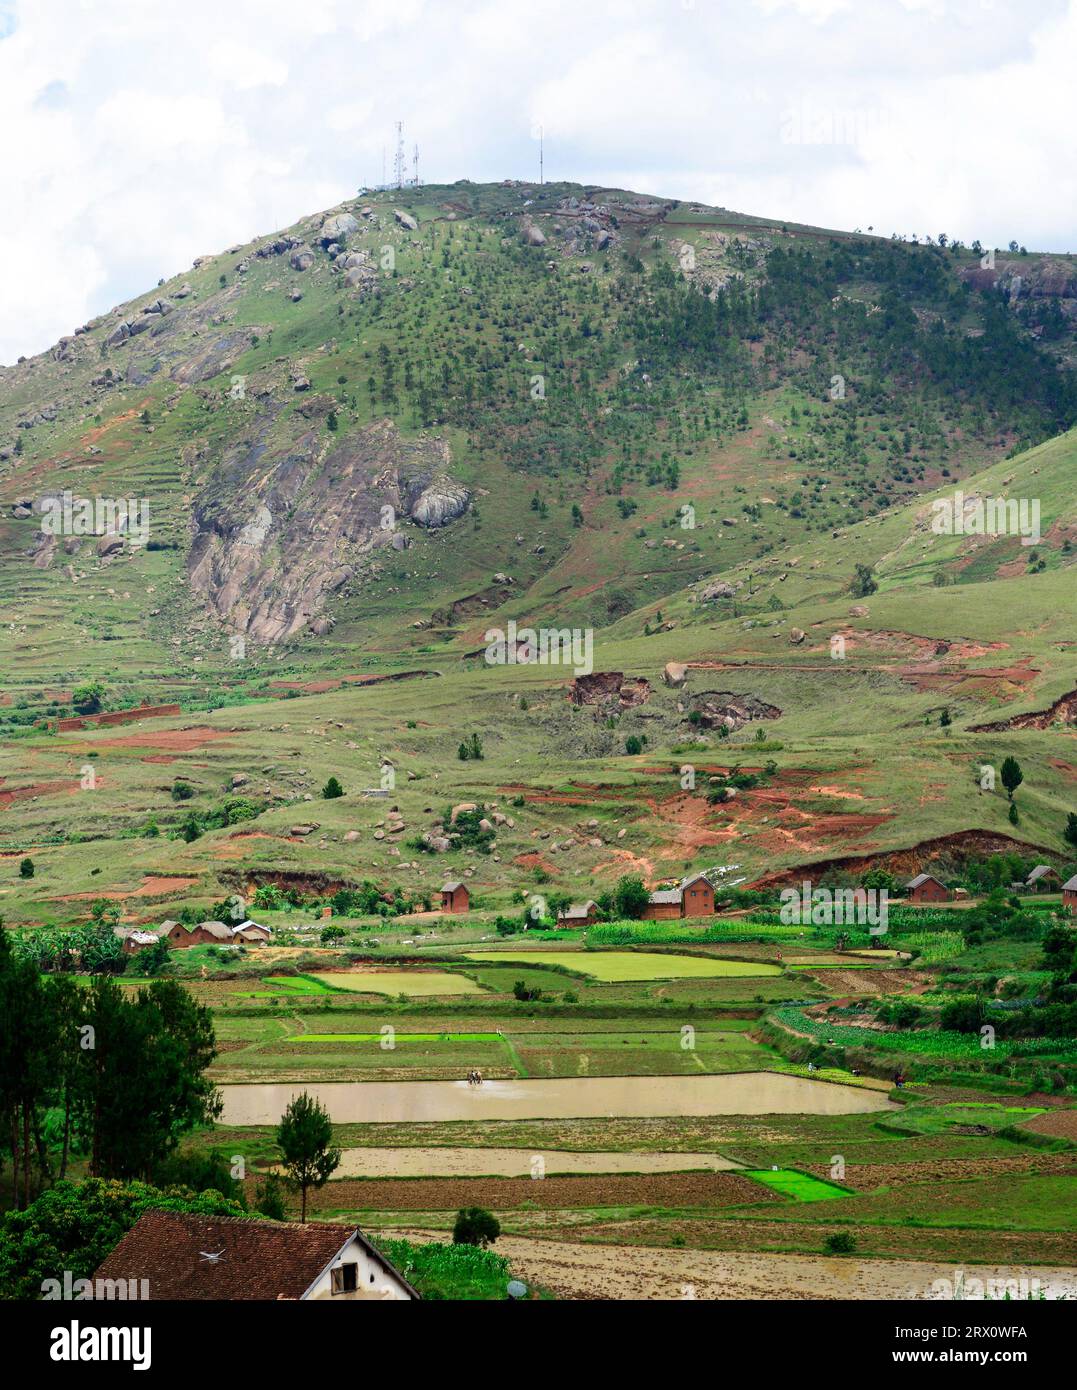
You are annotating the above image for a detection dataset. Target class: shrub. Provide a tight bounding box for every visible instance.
[322,777,345,799]
[824,1232,857,1254]
[452,1207,500,1248]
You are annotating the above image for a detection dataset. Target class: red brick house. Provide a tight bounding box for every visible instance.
[1063,874,1077,915]
[681,874,716,918]
[440,881,470,914]
[640,874,718,921]
[905,873,950,904]
[641,888,684,921]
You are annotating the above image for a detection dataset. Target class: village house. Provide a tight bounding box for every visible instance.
[1063,874,1077,915]
[121,919,273,951]
[904,873,951,904]
[641,887,683,921]
[1024,865,1061,893]
[112,928,162,955]
[92,1210,419,1301]
[556,900,599,927]
[440,881,470,914]
[640,874,718,921]
[681,873,716,918]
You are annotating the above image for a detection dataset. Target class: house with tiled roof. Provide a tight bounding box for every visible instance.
[92,1211,419,1301]
[1025,865,1061,892]
[1063,874,1077,914]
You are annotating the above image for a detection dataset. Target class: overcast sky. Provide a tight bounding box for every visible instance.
[1,0,1074,364]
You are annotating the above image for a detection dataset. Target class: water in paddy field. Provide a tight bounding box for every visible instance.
[217,1071,897,1125]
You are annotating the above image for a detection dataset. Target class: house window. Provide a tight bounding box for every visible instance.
[331,1262,359,1294]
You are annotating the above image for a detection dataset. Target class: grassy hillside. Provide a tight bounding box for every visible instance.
[0,181,1075,927]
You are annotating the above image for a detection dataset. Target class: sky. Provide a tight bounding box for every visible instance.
[1,0,1075,364]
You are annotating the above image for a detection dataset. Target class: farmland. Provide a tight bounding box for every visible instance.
[1,174,1076,1304]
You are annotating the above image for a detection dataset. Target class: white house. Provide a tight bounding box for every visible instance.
[92,1210,419,1301]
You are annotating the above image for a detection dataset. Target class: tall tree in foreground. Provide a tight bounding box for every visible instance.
[276,1093,340,1222]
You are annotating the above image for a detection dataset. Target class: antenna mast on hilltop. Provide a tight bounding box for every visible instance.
[539,125,544,185]
[394,121,406,190]
[413,142,420,188]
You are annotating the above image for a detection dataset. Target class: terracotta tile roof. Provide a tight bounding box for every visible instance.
[92,1210,416,1301]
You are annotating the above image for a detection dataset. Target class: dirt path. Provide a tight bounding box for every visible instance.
[396,1231,1077,1300]
[334,1147,742,1178]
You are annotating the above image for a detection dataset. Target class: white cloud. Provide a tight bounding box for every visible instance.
[0,0,1073,363]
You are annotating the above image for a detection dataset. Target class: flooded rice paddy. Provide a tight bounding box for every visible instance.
[219,1071,895,1126]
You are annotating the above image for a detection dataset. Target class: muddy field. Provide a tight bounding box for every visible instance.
[218,1072,897,1125]
[310,1170,773,1212]
[333,1146,743,1178]
[391,1231,1077,1300]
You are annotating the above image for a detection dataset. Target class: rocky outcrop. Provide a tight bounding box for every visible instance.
[187,417,470,643]
[393,209,418,231]
[520,220,547,247]
[692,691,781,731]
[320,213,359,244]
[698,579,739,602]
[409,477,471,528]
[569,672,652,708]
[663,662,689,688]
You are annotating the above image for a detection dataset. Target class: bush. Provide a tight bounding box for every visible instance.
[322,777,345,799]
[253,1172,288,1221]
[452,1207,500,1248]
[19,857,34,879]
[824,1232,857,1254]
[171,780,195,802]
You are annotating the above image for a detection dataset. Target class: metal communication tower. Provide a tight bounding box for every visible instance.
[394,121,406,190]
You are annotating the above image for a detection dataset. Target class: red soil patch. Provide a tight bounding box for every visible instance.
[69,726,235,753]
[140,754,177,764]
[512,851,559,875]
[77,403,150,449]
[0,778,89,808]
[747,829,1053,889]
[591,848,656,878]
[51,875,200,903]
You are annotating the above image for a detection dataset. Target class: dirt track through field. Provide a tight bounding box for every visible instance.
[395,1231,1077,1300]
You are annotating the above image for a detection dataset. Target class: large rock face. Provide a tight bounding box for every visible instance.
[187,417,469,643]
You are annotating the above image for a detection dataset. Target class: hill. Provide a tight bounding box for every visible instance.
[0,180,1074,925]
